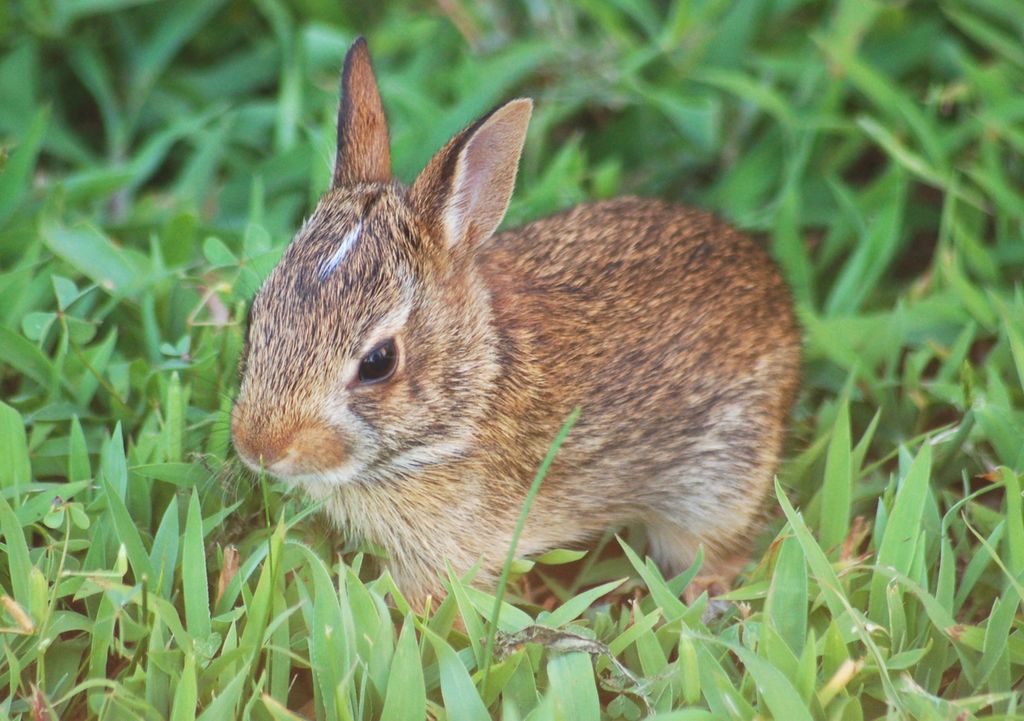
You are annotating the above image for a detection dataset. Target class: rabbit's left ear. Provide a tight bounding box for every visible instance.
[333,37,391,188]
[411,98,532,252]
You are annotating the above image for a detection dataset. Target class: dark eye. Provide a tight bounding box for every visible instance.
[358,338,398,384]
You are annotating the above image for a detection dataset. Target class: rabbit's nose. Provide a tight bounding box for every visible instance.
[230,410,290,470]
[254,441,288,469]
[232,410,348,477]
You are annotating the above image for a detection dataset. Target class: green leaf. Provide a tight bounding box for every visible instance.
[775,479,901,706]
[132,463,209,487]
[0,326,54,387]
[261,695,310,721]
[868,444,932,622]
[380,616,426,721]
[446,564,487,663]
[0,401,30,489]
[547,651,601,721]
[150,495,180,599]
[857,116,951,192]
[301,545,348,721]
[533,548,588,565]
[103,470,156,584]
[170,652,198,721]
[99,423,127,499]
[1001,468,1024,581]
[943,6,1024,68]
[196,664,250,721]
[51,276,80,309]
[183,489,211,640]
[87,594,119,711]
[976,591,1018,688]
[75,327,118,407]
[886,645,930,671]
[163,372,184,462]
[462,584,534,633]
[0,494,31,605]
[422,626,490,721]
[771,183,815,307]
[765,534,808,655]
[820,396,852,551]
[66,316,97,344]
[238,518,284,664]
[43,222,144,294]
[1002,303,1024,401]
[21,311,56,342]
[815,32,944,166]
[203,236,237,267]
[538,577,625,629]
[691,631,813,721]
[825,171,907,315]
[0,107,47,223]
[129,0,229,104]
[618,537,686,621]
[68,415,91,482]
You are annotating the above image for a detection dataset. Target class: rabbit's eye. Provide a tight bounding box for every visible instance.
[358,338,398,384]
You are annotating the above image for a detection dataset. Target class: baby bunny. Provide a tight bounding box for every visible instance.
[231,37,800,605]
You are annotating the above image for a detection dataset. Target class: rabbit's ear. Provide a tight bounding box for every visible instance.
[333,37,391,188]
[411,98,532,252]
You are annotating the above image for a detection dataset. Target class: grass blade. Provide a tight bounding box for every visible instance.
[765,535,808,655]
[0,402,30,492]
[868,444,932,622]
[819,396,852,551]
[183,489,211,641]
[547,651,601,721]
[422,625,490,721]
[380,615,426,721]
[480,407,580,687]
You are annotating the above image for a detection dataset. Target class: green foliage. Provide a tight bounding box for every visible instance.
[1,0,1023,718]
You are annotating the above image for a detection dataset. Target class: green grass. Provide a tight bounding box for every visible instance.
[1,0,1023,718]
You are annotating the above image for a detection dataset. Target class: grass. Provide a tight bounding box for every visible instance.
[1,0,1023,718]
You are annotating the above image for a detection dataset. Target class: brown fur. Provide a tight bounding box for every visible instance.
[333,37,391,187]
[231,38,801,605]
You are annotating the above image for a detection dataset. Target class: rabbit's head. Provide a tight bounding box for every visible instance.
[231,38,532,492]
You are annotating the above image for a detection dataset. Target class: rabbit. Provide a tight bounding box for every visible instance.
[231,37,801,608]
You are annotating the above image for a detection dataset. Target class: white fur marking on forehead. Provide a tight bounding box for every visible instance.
[319,222,363,279]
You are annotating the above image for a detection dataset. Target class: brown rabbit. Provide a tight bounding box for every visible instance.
[231,38,800,606]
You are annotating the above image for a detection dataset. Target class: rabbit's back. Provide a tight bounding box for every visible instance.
[477,197,800,564]
[481,197,799,420]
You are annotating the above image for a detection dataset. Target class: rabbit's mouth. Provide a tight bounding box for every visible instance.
[279,459,365,493]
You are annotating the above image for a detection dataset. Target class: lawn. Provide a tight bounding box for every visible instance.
[1,0,1023,719]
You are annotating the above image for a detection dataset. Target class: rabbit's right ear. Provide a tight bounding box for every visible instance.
[410,98,532,253]
[333,37,391,188]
